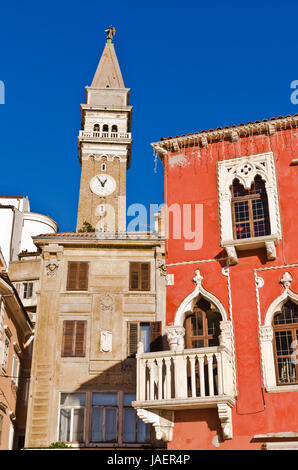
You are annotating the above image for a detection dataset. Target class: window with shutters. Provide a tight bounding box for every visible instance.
[129,262,150,291]
[66,262,89,291]
[61,320,87,357]
[127,321,162,357]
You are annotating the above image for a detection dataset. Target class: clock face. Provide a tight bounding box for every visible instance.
[89,174,116,196]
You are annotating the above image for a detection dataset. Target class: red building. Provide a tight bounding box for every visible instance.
[134,114,298,450]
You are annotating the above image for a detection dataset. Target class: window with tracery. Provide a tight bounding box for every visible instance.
[273,300,298,385]
[231,175,270,240]
[184,298,221,349]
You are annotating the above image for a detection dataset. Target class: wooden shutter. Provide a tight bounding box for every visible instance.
[78,263,89,290]
[150,321,162,352]
[67,262,89,291]
[129,263,139,290]
[141,263,150,291]
[67,262,78,290]
[74,321,87,357]
[128,322,138,357]
[62,321,75,356]
[129,262,150,291]
[62,320,86,357]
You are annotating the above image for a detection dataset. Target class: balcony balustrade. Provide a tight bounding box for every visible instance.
[133,344,236,441]
[135,345,235,406]
[79,130,131,140]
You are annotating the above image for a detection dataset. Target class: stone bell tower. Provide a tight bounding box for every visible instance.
[76,27,132,233]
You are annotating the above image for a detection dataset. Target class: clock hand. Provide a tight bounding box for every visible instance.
[97,177,107,187]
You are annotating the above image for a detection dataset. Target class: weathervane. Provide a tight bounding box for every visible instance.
[105,25,116,43]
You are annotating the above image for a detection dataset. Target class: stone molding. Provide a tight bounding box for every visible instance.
[100,294,114,312]
[173,269,228,327]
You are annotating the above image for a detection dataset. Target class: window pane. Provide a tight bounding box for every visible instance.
[92,393,118,406]
[105,408,117,442]
[123,408,136,442]
[207,312,221,336]
[275,330,293,356]
[277,357,297,384]
[192,340,204,348]
[91,407,103,442]
[123,393,136,407]
[191,311,203,336]
[73,408,85,442]
[137,417,149,443]
[253,219,267,237]
[60,393,86,406]
[140,324,150,353]
[59,409,71,442]
[274,301,298,325]
[235,221,251,239]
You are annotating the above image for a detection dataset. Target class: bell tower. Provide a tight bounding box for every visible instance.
[76,27,132,233]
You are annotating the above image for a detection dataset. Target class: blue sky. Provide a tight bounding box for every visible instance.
[0,0,297,232]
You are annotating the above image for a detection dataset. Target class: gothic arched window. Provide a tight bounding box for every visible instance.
[184,298,221,349]
[111,125,118,133]
[231,175,270,240]
[93,124,100,132]
[102,124,109,133]
[273,300,298,385]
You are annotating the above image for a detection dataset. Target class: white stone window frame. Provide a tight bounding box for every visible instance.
[11,353,20,387]
[260,286,298,393]
[217,151,282,265]
[2,331,10,374]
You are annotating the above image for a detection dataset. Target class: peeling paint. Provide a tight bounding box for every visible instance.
[168,153,190,168]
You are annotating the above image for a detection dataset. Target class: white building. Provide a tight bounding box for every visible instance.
[0,196,58,265]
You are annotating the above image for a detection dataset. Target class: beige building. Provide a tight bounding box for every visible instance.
[24,29,166,449]
[0,252,33,449]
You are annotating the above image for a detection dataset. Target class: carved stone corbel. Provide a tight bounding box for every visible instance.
[217,402,233,439]
[136,409,174,442]
[201,135,208,148]
[230,130,239,142]
[265,240,276,261]
[225,246,238,265]
[267,123,276,135]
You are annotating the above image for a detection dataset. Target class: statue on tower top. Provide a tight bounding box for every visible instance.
[105,26,116,43]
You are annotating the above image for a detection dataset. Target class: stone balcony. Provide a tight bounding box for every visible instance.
[78,130,131,140]
[133,326,237,442]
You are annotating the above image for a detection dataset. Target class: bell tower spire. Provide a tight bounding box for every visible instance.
[76,28,132,233]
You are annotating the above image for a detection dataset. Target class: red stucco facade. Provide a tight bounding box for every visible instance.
[157,116,298,450]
